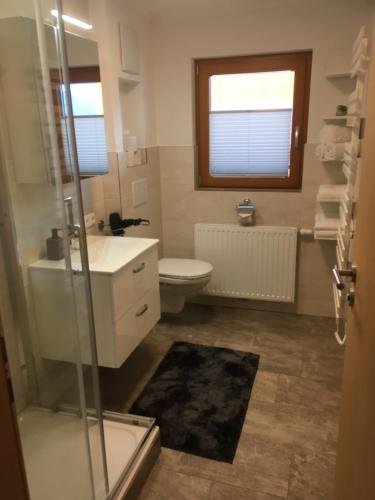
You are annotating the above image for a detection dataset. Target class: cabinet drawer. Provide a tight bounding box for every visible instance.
[114,288,161,368]
[111,247,159,322]
[132,249,159,301]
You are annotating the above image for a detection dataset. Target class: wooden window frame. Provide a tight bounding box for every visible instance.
[195,51,312,190]
[50,65,101,183]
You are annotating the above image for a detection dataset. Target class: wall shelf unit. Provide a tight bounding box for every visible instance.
[323,116,349,122]
[118,72,141,84]
[320,159,344,164]
[325,71,351,79]
[322,115,361,127]
[318,26,369,345]
[317,185,347,203]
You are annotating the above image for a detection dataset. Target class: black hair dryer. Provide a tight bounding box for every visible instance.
[109,212,150,236]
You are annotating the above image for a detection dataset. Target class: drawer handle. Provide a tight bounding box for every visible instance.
[133,262,145,274]
[136,304,148,317]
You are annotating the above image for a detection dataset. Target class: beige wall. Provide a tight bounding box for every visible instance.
[118,148,163,245]
[159,145,339,316]
[92,149,163,244]
[149,0,373,317]
[81,0,162,243]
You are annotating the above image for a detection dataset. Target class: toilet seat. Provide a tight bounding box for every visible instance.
[159,258,213,280]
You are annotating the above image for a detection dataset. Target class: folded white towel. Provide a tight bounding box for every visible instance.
[314,229,337,239]
[314,213,342,230]
[315,144,325,158]
[317,184,347,202]
[324,142,346,161]
[319,125,351,144]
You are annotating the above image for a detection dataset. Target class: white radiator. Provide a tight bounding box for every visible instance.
[194,224,298,303]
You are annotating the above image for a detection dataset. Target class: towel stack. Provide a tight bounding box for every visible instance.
[314,213,342,240]
[315,125,351,161]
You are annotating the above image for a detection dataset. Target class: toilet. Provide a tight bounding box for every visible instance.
[159,258,213,313]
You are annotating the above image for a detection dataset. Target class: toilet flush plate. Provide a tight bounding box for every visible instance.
[132,178,148,207]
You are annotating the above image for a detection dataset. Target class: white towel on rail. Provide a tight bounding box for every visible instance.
[314,213,342,230]
[315,142,346,161]
[319,125,351,144]
[324,142,346,160]
[314,229,337,239]
[315,144,326,158]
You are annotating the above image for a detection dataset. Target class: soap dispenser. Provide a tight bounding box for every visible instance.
[46,228,64,260]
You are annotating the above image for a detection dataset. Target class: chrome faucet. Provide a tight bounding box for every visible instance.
[64,196,80,242]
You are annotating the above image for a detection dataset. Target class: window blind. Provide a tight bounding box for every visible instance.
[62,116,108,175]
[209,109,292,177]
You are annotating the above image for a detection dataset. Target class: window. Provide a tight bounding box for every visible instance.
[64,67,107,177]
[195,52,312,189]
[51,66,108,182]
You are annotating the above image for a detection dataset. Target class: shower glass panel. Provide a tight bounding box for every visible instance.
[0,0,108,498]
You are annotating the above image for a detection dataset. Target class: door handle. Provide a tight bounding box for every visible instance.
[346,288,355,307]
[332,265,357,290]
[294,125,300,149]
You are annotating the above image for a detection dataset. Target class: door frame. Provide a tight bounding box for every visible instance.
[0,334,29,500]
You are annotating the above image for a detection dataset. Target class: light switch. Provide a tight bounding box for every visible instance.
[132,178,148,207]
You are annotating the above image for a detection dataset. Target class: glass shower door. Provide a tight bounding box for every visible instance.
[0,0,109,498]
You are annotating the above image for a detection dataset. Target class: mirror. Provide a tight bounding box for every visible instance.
[46,26,109,182]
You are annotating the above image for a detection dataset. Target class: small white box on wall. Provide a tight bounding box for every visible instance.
[132,178,148,207]
[119,24,140,75]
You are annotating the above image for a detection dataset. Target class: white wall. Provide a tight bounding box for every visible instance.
[89,0,156,152]
[148,0,373,316]
[151,0,372,145]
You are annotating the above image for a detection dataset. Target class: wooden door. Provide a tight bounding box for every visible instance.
[334,45,375,499]
[0,329,29,500]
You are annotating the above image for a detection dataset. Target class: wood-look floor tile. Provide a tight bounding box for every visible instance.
[253,325,340,357]
[208,481,285,500]
[276,374,341,414]
[287,452,336,500]
[163,447,291,498]
[301,351,344,389]
[255,345,305,377]
[211,340,304,377]
[251,371,279,404]
[99,304,342,500]
[242,401,338,455]
[139,465,212,500]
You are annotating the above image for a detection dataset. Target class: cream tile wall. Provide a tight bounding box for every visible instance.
[117,148,163,248]
[158,144,344,317]
[88,148,163,245]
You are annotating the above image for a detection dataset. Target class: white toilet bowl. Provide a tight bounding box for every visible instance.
[159,258,213,313]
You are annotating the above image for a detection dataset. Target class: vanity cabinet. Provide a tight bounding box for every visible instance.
[29,236,160,368]
[91,246,160,367]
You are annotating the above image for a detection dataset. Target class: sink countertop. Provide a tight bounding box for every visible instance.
[29,235,159,275]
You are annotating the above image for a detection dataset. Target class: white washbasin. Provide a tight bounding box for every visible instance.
[30,235,159,275]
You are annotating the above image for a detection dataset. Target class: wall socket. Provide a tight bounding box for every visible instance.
[84,212,96,229]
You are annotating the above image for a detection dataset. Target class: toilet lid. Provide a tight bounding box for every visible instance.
[159,258,213,279]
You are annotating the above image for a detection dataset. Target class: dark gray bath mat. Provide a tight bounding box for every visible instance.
[129,341,259,463]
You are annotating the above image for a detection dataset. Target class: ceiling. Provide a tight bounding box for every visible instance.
[122,0,359,19]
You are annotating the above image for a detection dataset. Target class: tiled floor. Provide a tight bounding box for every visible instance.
[99,304,344,500]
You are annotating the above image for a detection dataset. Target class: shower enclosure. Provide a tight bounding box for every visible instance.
[0,1,156,498]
